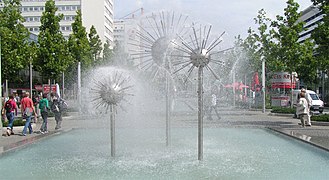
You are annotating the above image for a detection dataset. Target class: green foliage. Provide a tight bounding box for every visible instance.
[68,10,92,71]
[311,114,329,122]
[88,25,103,65]
[271,0,316,83]
[246,1,317,86]
[35,0,72,80]
[0,0,30,82]
[2,118,26,127]
[102,40,113,65]
[271,107,296,114]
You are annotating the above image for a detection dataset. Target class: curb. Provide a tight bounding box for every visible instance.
[268,113,294,117]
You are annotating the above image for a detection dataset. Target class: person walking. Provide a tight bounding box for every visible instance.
[15,93,21,108]
[297,92,309,127]
[39,93,49,134]
[4,94,18,136]
[301,88,312,126]
[208,93,221,120]
[21,92,37,136]
[50,93,62,130]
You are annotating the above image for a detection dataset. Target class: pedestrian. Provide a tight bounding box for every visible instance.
[301,88,312,126]
[32,94,40,123]
[205,86,221,120]
[39,93,49,134]
[208,93,221,120]
[50,93,62,130]
[15,93,20,108]
[20,92,37,136]
[297,92,309,127]
[3,94,18,136]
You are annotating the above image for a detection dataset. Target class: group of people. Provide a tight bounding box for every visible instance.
[2,92,65,136]
[296,88,312,127]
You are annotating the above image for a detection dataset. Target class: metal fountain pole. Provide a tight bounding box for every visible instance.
[110,104,116,157]
[197,66,204,161]
[262,58,266,113]
[165,72,171,147]
[233,70,236,107]
[77,62,81,113]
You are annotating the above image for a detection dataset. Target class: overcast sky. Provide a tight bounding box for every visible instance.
[114,0,313,48]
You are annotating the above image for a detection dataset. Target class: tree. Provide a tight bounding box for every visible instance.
[102,40,113,65]
[311,0,329,75]
[68,10,92,71]
[0,0,30,82]
[271,0,316,83]
[35,0,72,81]
[88,25,102,65]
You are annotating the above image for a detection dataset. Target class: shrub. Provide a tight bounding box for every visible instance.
[2,118,26,127]
[271,107,296,114]
[311,114,329,122]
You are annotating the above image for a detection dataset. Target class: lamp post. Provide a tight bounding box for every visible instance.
[30,61,33,96]
[0,33,2,132]
[262,56,266,113]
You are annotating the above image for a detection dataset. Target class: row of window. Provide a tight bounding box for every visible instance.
[105,16,113,27]
[28,25,72,32]
[105,6,113,18]
[25,15,75,22]
[114,29,124,33]
[21,5,79,12]
[304,12,323,23]
[105,0,113,9]
[304,20,320,29]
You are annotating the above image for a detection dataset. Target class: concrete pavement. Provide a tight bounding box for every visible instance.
[1,109,329,155]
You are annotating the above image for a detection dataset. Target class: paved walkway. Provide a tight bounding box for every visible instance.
[1,109,329,154]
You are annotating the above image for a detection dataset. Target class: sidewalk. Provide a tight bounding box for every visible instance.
[1,110,329,155]
[0,113,84,154]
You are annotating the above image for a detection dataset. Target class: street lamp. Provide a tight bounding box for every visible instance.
[262,56,266,113]
[30,61,33,96]
[0,32,2,132]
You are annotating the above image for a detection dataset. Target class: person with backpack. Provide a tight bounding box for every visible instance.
[21,92,37,136]
[50,93,63,130]
[39,93,50,134]
[4,94,18,136]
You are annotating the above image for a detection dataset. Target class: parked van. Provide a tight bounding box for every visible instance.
[292,89,324,114]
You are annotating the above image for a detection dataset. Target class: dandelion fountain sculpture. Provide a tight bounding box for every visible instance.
[129,11,190,146]
[91,72,133,157]
[171,23,226,160]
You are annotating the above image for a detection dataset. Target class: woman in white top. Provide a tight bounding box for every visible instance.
[296,92,309,127]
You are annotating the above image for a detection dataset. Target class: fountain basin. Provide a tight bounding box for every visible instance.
[0,127,328,179]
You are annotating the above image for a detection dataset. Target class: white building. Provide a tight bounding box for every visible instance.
[298,5,324,43]
[113,19,139,54]
[17,0,114,46]
[113,9,144,54]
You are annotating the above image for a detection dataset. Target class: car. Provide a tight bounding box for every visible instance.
[292,89,324,114]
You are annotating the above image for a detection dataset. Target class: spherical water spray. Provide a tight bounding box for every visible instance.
[92,72,133,157]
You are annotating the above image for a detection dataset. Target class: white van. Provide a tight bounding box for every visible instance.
[292,89,324,114]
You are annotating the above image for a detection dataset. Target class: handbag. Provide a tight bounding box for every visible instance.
[23,107,32,118]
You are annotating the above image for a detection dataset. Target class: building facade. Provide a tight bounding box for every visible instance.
[298,5,324,43]
[6,0,114,47]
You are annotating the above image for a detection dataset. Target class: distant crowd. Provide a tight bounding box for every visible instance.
[2,92,67,136]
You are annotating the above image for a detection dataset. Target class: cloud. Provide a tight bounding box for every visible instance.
[136,0,143,7]
[114,0,313,47]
